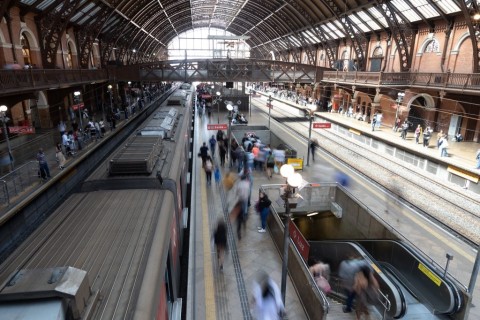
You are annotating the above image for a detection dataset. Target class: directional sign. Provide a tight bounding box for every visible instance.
[72,103,85,111]
[3,126,35,134]
[313,122,331,129]
[207,123,228,130]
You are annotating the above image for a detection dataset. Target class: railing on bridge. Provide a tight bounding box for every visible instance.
[112,58,325,83]
[0,69,108,95]
[323,71,480,93]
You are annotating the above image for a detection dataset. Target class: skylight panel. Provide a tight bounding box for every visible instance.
[433,0,460,14]
[288,35,302,47]
[70,3,95,24]
[36,0,56,11]
[321,23,344,40]
[356,11,381,30]
[20,0,36,5]
[367,7,388,28]
[302,30,320,44]
[348,14,370,33]
[408,0,439,18]
[391,0,421,22]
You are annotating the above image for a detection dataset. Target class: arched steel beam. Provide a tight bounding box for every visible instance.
[34,0,84,68]
[321,0,369,71]
[458,0,480,72]
[375,0,416,72]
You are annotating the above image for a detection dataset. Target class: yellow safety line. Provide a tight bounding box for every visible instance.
[201,169,217,319]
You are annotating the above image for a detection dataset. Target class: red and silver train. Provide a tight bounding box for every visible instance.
[0,86,193,320]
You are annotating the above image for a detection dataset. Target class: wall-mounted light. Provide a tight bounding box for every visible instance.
[307,212,319,217]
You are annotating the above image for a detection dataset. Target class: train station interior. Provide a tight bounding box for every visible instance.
[0,0,480,319]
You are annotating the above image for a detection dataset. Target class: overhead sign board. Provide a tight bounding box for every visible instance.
[207,124,228,130]
[2,126,35,134]
[313,122,331,129]
[72,103,85,111]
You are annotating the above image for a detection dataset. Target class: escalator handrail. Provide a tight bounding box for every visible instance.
[358,239,463,315]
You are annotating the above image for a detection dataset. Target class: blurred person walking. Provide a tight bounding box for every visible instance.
[353,265,379,320]
[251,271,285,320]
[339,256,371,313]
[55,143,66,170]
[213,219,227,271]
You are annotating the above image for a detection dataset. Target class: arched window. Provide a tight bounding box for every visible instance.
[370,46,383,72]
[21,33,31,65]
[424,39,440,53]
[66,42,73,68]
[372,46,383,57]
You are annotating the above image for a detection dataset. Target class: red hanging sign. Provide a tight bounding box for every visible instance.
[207,124,228,130]
[313,122,331,129]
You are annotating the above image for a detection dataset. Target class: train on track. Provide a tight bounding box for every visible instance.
[0,87,193,320]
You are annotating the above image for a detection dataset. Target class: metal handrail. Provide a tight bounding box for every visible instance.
[0,161,40,207]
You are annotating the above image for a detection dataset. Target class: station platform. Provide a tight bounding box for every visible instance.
[260,92,480,173]
[191,94,479,320]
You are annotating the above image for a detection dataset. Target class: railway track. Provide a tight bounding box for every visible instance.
[252,99,480,246]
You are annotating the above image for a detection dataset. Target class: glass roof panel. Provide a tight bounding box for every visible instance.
[348,14,370,33]
[302,30,320,44]
[321,23,344,40]
[19,0,36,5]
[36,0,56,11]
[356,11,381,30]
[433,0,461,14]
[70,2,95,23]
[391,0,421,22]
[288,35,302,47]
[367,7,389,28]
[407,0,439,18]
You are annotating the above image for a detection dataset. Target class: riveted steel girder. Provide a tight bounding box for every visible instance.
[375,0,416,72]
[0,0,14,21]
[458,0,480,73]
[324,0,369,71]
[76,1,122,68]
[35,0,83,68]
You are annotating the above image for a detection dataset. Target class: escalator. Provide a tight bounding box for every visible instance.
[309,241,406,319]
[357,240,463,316]
[309,240,463,318]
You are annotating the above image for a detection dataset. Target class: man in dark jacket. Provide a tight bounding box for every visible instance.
[199,142,209,166]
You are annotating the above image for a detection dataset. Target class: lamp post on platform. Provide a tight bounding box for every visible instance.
[74,91,82,130]
[306,104,317,166]
[395,92,405,130]
[215,91,222,124]
[267,94,273,130]
[0,105,13,171]
[227,104,234,167]
[279,164,303,305]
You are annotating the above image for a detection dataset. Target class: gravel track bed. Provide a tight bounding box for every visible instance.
[268,107,480,244]
[318,131,480,244]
